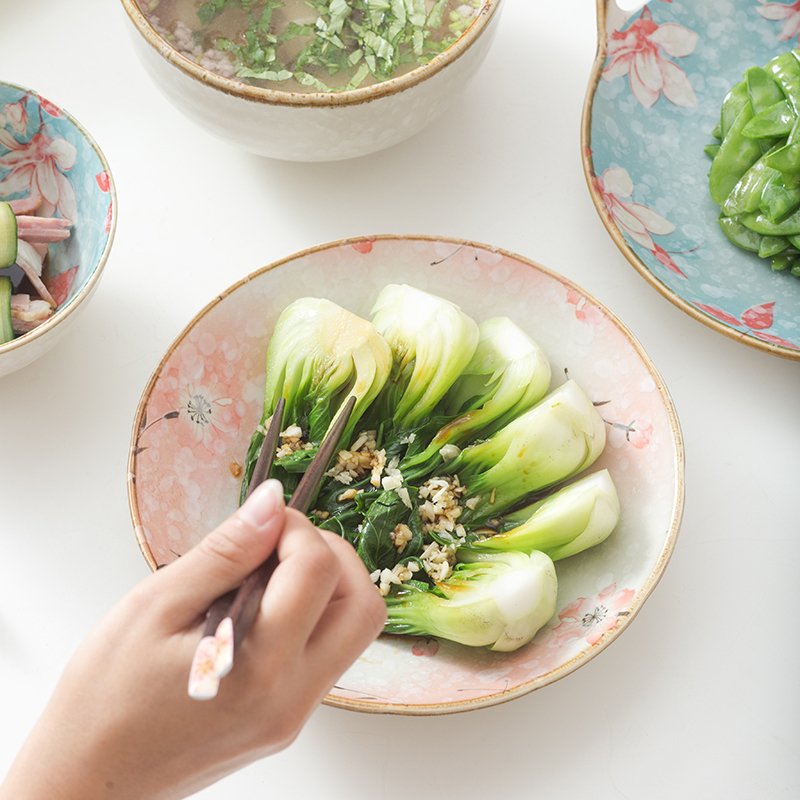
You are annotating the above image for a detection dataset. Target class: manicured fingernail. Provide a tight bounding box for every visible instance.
[238,479,284,528]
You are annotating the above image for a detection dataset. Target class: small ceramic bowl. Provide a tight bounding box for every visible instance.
[583,0,800,360]
[0,82,116,378]
[128,234,684,715]
[119,1,503,162]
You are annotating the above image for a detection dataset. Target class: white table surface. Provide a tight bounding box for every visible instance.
[1,1,798,797]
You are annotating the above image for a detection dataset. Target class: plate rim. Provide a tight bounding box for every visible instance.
[581,0,800,362]
[127,232,686,715]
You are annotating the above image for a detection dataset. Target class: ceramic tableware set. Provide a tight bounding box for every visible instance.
[2,0,796,716]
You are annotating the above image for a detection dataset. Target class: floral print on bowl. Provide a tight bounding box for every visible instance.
[585,0,800,358]
[0,82,115,357]
[128,235,684,715]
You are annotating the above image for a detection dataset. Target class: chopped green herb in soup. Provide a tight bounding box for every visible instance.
[140,0,485,93]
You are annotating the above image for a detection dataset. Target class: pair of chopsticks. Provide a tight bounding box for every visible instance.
[187,395,356,700]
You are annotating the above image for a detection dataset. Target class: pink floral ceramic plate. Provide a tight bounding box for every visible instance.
[128,235,684,715]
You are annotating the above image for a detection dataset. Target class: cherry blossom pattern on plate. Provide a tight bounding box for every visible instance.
[549,583,636,648]
[695,300,800,350]
[566,286,606,326]
[757,0,800,44]
[606,416,655,450]
[603,6,698,109]
[592,166,686,277]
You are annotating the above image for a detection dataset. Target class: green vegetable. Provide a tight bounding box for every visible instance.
[400,316,551,477]
[0,202,17,269]
[742,99,795,139]
[370,283,479,433]
[0,276,13,345]
[243,288,620,652]
[759,173,800,222]
[384,550,558,652]
[464,470,620,561]
[240,297,392,499]
[719,216,763,252]
[356,488,422,573]
[707,49,800,279]
[771,253,796,271]
[445,380,607,523]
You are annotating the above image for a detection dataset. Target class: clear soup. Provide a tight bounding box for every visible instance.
[139,0,485,93]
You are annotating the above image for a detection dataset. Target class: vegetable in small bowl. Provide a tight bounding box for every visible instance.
[119,0,504,161]
[0,81,116,378]
[128,235,684,715]
[584,0,800,359]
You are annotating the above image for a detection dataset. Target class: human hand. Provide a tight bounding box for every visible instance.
[0,480,386,800]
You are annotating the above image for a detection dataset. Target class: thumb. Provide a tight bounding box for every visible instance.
[154,479,286,625]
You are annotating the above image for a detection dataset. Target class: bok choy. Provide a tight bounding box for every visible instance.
[243,285,620,652]
[384,551,558,652]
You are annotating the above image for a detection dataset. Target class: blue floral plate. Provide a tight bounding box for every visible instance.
[583,0,800,359]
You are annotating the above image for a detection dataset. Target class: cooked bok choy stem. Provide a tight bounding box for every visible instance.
[370,283,479,433]
[446,380,607,523]
[240,297,391,500]
[401,316,552,478]
[463,470,620,561]
[384,551,558,652]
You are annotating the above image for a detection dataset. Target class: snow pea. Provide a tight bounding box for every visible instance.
[722,156,780,216]
[744,67,784,114]
[770,253,795,271]
[757,234,790,258]
[746,66,785,112]
[709,101,763,205]
[709,50,800,279]
[718,216,763,253]
[742,99,795,139]
[759,174,800,222]
[721,82,749,139]
[767,51,800,113]
[740,207,800,235]
[763,117,800,173]
[745,67,785,151]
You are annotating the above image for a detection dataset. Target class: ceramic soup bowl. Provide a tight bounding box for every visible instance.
[584,0,800,359]
[119,1,503,162]
[0,81,116,378]
[128,235,684,715]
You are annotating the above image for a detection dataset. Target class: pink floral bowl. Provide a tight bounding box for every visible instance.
[128,235,684,715]
[0,81,116,377]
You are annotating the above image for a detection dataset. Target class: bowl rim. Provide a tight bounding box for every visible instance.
[0,81,118,359]
[581,0,800,362]
[119,0,502,108]
[127,232,685,716]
